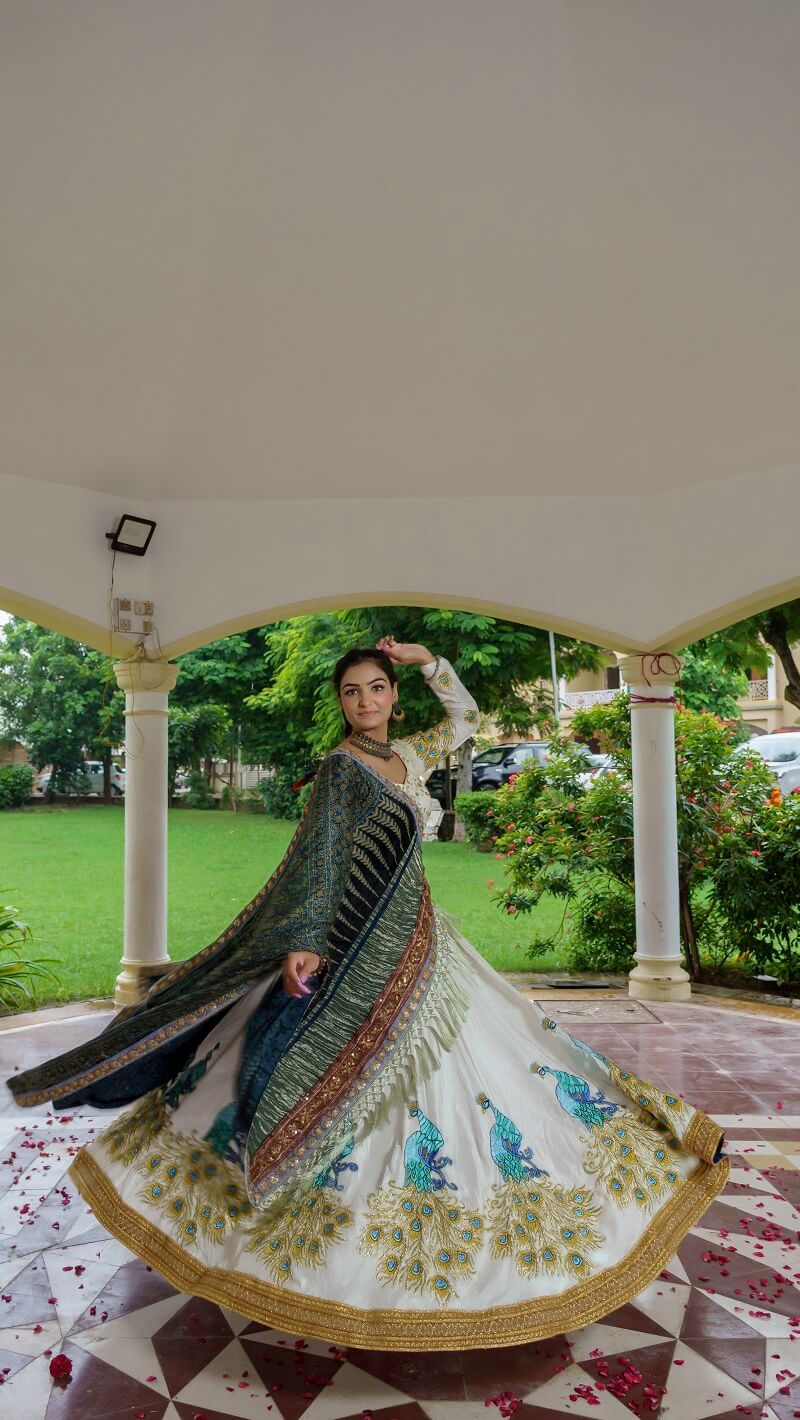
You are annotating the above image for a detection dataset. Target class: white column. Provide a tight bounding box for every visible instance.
[767,653,778,702]
[618,653,691,1002]
[113,658,180,1008]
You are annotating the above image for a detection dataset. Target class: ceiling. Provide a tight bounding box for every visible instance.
[2,0,800,504]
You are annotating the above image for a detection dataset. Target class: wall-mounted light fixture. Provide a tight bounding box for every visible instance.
[105,515,157,556]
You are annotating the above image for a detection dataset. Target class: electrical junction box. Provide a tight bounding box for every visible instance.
[112,598,156,637]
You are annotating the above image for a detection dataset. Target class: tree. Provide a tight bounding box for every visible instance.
[0,619,124,800]
[246,607,605,829]
[168,704,232,798]
[678,643,750,721]
[172,632,267,781]
[684,601,800,718]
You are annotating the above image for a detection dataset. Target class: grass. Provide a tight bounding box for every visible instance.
[0,806,567,1005]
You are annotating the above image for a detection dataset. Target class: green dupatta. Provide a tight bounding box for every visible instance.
[9,751,472,1210]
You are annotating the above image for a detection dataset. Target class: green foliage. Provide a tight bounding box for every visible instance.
[183,769,216,809]
[452,789,500,845]
[168,703,231,791]
[0,764,35,809]
[568,881,638,974]
[257,765,311,820]
[685,600,800,715]
[173,632,267,765]
[678,644,750,720]
[246,606,605,777]
[487,697,796,981]
[0,895,60,1012]
[704,784,800,982]
[0,620,124,792]
[219,784,263,813]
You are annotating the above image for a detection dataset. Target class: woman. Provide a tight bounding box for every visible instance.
[8,637,728,1349]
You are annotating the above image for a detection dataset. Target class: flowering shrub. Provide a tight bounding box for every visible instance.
[452,789,505,847]
[486,695,800,983]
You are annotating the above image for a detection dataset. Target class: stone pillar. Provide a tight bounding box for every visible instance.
[618,652,691,1002]
[112,658,180,1008]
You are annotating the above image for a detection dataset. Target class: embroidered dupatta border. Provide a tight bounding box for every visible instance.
[247,884,436,1195]
[9,755,368,1109]
[70,1146,729,1350]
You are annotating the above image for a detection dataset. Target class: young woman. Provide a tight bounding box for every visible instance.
[9,637,728,1349]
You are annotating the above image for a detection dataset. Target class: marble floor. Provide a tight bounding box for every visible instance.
[1,997,799,1420]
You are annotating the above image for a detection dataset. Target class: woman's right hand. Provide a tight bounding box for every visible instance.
[282,950,323,999]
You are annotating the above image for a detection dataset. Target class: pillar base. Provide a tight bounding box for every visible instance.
[628,953,692,1002]
[114,959,174,1010]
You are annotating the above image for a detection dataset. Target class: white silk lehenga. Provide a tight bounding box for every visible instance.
[9,659,728,1350]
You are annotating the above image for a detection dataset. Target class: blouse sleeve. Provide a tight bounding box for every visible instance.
[401,657,481,770]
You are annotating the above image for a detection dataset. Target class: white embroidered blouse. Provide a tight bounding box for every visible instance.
[389,657,481,840]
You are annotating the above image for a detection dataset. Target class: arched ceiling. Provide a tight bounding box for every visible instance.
[1,1,798,652]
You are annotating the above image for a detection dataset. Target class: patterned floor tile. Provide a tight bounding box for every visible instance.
[1,1001,800,1417]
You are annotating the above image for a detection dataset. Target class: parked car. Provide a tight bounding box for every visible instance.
[35,760,126,797]
[732,731,800,799]
[577,751,615,789]
[427,742,552,805]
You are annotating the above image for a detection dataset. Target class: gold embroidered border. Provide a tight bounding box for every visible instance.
[69,1149,729,1351]
[248,887,436,1190]
[684,1109,725,1165]
[12,984,252,1107]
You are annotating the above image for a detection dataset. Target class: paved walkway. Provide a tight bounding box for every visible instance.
[0,995,799,1420]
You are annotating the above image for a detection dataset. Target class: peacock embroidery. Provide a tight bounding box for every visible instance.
[99,1087,254,1247]
[477,1093,603,1279]
[359,1103,483,1305]
[243,1135,358,1284]
[530,1062,682,1210]
[562,1027,692,1142]
[163,1043,221,1110]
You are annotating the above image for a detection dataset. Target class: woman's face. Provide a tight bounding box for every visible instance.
[338,661,398,736]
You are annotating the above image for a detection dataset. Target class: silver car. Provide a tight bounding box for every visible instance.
[733,732,800,798]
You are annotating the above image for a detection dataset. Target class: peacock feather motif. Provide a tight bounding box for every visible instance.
[477,1092,604,1277]
[359,1103,483,1305]
[134,1123,253,1246]
[531,1063,682,1210]
[101,1088,168,1166]
[564,1030,692,1142]
[244,1136,358,1284]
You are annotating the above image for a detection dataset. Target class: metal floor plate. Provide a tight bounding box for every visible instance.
[533,997,662,1024]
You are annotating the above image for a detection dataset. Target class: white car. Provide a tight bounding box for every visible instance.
[577,752,615,789]
[36,760,126,797]
[733,732,800,798]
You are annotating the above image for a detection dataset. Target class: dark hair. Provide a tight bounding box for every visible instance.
[332,648,398,738]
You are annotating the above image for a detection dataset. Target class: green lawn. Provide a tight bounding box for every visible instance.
[1,806,567,1005]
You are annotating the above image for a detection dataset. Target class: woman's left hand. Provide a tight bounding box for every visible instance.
[376,636,434,666]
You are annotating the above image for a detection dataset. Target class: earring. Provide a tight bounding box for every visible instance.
[391,702,405,721]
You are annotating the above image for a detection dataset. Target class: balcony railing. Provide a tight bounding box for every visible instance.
[561,688,623,710]
[747,679,770,701]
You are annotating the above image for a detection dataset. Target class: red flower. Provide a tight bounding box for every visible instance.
[49,1353,73,1381]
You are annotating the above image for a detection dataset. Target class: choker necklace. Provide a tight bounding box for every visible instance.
[349,730,394,761]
